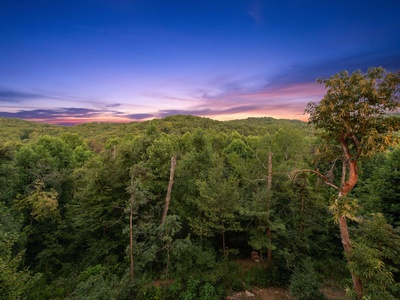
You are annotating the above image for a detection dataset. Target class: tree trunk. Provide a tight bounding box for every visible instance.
[266,151,273,262]
[338,137,362,299]
[161,156,177,225]
[339,137,358,195]
[129,205,134,280]
[338,214,363,299]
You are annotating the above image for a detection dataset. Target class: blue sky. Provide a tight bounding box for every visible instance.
[1,0,399,125]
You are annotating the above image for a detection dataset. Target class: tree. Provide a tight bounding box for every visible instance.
[190,155,241,257]
[15,180,60,224]
[127,163,153,280]
[356,147,400,227]
[0,202,39,298]
[349,213,400,299]
[160,155,177,227]
[12,136,74,274]
[305,67,400,299]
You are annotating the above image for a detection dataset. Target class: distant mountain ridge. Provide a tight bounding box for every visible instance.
[0,115,309,145]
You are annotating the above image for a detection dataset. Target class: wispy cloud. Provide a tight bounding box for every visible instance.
[0,105,156,124]
[0,107,106,120]
[125,113,155,120]
[105,103,121,108]
[248,0,264,25]
[1,48,398,125]
[0,90,47,103]
[0,87,114,107]
[158,105,259,118]
[270,49,400,89]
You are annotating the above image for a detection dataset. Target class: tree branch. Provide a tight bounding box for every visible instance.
[292,169,339,190]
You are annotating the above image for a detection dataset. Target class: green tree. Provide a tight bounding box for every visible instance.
[349,213,400,299]
[12,136,75,274]
[66,153,127,269]
[0,142,19,205]
[15,180,60,224]
[193,155,241,257]
[306,67,400,299]
[173,130,214,241]
[126,162,154,280]
[356,147,400,227]
[0,202,39,299]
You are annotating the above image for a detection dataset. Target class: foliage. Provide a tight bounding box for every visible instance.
[15,180,60,222]
[68,265,128,300]
[347,214,400,299]
[329,196,360,223]
[355,147,400,227]
[306,67,400,299]
[243,261,291,288]
[0,202,40,299]
[306,67,400,158]
[289,258,325,300]
[0,112,399,298]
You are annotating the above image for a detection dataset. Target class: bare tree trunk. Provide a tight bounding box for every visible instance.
[161,156,177,225]
[130,205,134,280]
[267,151,273,262]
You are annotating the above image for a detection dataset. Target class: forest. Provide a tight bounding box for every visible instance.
[1,68,400,300]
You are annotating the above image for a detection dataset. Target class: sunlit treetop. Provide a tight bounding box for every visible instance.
[306,67,400,157]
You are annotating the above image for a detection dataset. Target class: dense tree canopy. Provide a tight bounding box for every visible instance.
[0,105,399,299]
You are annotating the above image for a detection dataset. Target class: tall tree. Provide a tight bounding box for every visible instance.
[127,163,153,280]
[160,155,177,226]
[190,155,241,257]
[306,67,400,299]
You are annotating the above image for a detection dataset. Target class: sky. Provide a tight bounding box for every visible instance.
[1,0,399,125]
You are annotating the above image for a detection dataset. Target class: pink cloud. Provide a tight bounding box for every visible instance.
[195,81,325,118]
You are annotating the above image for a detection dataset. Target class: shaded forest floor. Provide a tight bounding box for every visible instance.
[229,286,348,300]
[228,259,349,300]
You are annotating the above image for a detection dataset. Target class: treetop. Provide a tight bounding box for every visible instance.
[306,67,400,157]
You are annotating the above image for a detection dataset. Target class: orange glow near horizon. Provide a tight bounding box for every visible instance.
[29,110,311,126]
[34,116,135,125]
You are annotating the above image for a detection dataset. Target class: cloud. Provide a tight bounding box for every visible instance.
[0,107,106,120]
[124,105,261,121]
[248,0,264,25]
[187,48,400,120]
[269,49,400,89]
[105,103,121,108]
[158,105,259,118]
[0,87,109,107]
[2,47,398,125]
[125,113,155,120]
[0,105,153,124]
[0,90,47,103]
[192,75,324,117]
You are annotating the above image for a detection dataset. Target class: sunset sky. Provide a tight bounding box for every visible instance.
[1,0,399,125]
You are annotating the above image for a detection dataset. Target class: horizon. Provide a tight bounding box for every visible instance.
[1,0,399,125]
[0,113,308,127]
